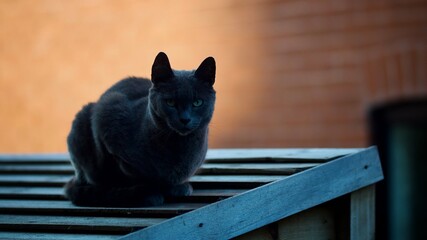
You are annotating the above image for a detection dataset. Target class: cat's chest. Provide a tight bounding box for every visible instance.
[146,143,206,184]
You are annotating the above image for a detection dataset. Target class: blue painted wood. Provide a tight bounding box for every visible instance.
[120,147,383,240]
[0,199,206,217]
[0,163,318,175]
[0,232,119,240]
[205,148,360,162]
[0,174,286,188]
[0,148,360,163]
[0,214,166,233]
[0,154,70,163]
[0,148,380,238]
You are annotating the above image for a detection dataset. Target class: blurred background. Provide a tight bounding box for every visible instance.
[1,0,426,152]
[1,1,427,239]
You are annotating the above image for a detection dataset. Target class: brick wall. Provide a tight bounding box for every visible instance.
[0,0,426,152]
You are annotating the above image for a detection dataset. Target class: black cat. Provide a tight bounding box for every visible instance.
[64,52,216,207]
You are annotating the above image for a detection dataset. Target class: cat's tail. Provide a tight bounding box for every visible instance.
[64,177,164,207]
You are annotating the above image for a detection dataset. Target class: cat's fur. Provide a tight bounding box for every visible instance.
[64,52,216,207]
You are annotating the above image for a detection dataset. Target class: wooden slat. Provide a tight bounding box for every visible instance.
[191,175,287,189]
[198,163,318,175]
[120,147,383,240]
[0,214,166,234]
[191,189,246,197]
[191,175,286,183]
[0,187,246,202]
[0,175,71,186]
[0,199,205,218]
[0,186,64,196]
[0,174,287,188]
[0,154,69,164]
[0,186,65,200]
[350,185,376,240]
[0,232,119,240]
[0,164,74,174]
[0,163,317,175]
[0,149,360,164]
[276,206,336,239]
[205,148,361,163]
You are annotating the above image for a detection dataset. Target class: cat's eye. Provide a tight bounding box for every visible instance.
[193,99,203,107]
[166,99,176,107]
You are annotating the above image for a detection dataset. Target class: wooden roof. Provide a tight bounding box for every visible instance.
[0,147,383,239]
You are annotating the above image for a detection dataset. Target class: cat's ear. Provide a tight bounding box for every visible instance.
[151,52,174,84]
[195,57,216,86]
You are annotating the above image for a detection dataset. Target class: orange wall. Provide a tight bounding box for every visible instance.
[1,0,427,152]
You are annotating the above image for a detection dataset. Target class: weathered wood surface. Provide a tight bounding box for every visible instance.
[0,187,245,201]
[0,232,119,240]
[0,148,379,239]
[122,147,383,240]
[0,148,360,163]
[205,148,360,162]
[0,174,286,189]
[0,214,166,233]
[276,205,336,239]
[0,200,206,217]
[350,185,376,240]
[0,163,317,175]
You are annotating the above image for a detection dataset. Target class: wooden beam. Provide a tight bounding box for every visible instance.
[350,185,376,240]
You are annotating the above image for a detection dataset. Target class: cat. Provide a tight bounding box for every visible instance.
[64,52,216,207]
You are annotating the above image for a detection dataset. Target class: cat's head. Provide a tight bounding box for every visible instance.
[149,52,216,136]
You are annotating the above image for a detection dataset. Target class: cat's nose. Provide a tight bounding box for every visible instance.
[180,118,191,125]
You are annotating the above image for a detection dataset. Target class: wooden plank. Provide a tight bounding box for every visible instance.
[190,175,286,183]
[0,232,120,240]
[0,175,71,186]
[170,189,247,203]
[198,163,318,175]
[235,197,351,240]
[0,214,166,234]
[0,175,286,188]
[191,175,287,189]
[205,148,361,163]
[0,187,246,202]
[233,226,275,240]
[0,154,69,164]
[276,206,336,239]
[191,189,246,197]
[0,163,317,175]
[0,200,205,218]
[0,186,65,200]
[350,185,376,240]
[120,147,383,240]
[0,149,360,164]
[0,164,74,174]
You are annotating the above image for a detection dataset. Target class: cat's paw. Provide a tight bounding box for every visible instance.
[141,193,165,206]
[130,185,165,207]
[164,182,193,197]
